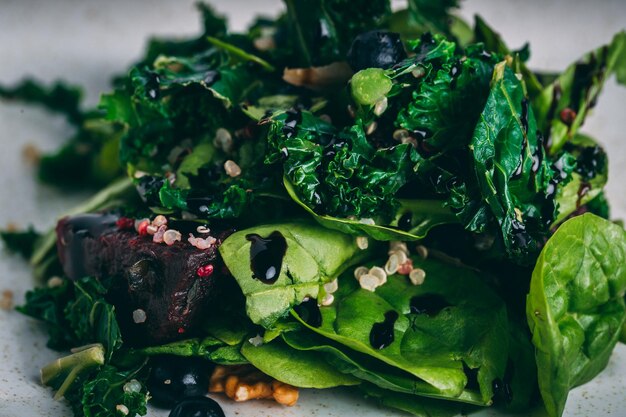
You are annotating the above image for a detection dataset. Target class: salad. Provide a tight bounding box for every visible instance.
[1,1,625,417]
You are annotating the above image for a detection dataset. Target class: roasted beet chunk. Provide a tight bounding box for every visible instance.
[347,30,406,71]
[56,213,228,345]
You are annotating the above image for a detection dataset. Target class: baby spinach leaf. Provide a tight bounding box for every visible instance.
[526,214,626,417]
[533,31,626,153]
[240,339,360,388]
[293,256,509,401]
[360,383,468,417]
[219,221,370,327]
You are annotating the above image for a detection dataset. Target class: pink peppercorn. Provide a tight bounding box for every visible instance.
[137,220,150,236]
[196,264,214,278]
[116,217,135,230]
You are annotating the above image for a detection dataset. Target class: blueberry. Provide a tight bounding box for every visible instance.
[347,31,406,71]
[147,356,212,408]
[168,396,225,417]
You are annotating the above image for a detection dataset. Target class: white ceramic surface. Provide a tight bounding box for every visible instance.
[0,1,624,417]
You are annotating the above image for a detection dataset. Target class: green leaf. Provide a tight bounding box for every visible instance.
[526,214,626,417]
[219,221,370,327]
[0,226,40,258]
[285,178,457,241]
[533,31,626,153]
[293,256,510,401]
[240,339,360,388]
[407,0,459,39]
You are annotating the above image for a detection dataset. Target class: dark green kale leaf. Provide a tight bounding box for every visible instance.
[283,0,392,67]
[0,79,85,125]
[0,226,40,258]
[533,31,626,154]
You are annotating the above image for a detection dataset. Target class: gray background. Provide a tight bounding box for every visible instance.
[0,1,624,416]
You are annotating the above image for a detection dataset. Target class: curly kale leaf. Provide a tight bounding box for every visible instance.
[267,110,419,221]
[396,39,499,151]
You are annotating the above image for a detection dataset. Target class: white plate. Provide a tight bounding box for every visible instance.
[1,1,625,416]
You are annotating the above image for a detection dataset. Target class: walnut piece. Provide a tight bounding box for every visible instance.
[209,365,299,406]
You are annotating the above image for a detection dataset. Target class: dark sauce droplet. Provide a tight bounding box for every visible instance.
[409,294,451,316]
[520,99,529,134]
[510,218,530,249]
[449,60,461,89]
[245,231,287,284]
[293,298,322,327]
[369,311,398,350]
[398,212,413,231]
[146,72,160,100]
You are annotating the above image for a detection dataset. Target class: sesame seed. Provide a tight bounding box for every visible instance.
[365,121,378,136]
[373,97,388,116]
[392,129,410,142]
[132,309,147,324]
[47,276,64,288]
[214,128,233,152]
[164,379,172,385]
[409,268,426,285]
[356,236,369,250]
[385,254,399,275]
[389,241,409,255]
[411,67,426,78]
[224,160,242,177]
[196,225,211,234]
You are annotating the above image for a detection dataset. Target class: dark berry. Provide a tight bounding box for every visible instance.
[168,396,225,417]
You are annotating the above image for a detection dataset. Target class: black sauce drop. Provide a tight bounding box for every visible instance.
[409,294,451,316]
[369,311,398,350]
[136,175,166,206]
[146,72,160,100]
[293,298,322,327]
[510,218,530,249]
[398,212,413,231]
[282,109,301,139]
[462,363,480,391]
[492,377,514,405]
[245,231,287,284]
[575,145,605,180]
[59,213,119,280]
[449,61,461,89]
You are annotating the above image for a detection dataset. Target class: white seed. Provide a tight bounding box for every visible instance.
[411,67,426,79]
[47,276,64,288]
[188,233,217,250]
[224,160,242,177]
[146,225,158,235]
[163,229,182,246]
[369,267,387,285]
[152,225,167,243]
[132,309,147,324]
[321,293,335,306]
[389,241,409,255]
[323,278,339,294]
[196,225,211,234]
[359,218,375,225]
[373,97,388,116]
[152,215,168,227]
[354,266,369,280]
[123,379,142,394]
[392,129,410,142]
[359,274,380,292]
[390,249,408,265]
[365,121,378,136]
[385,254,399,275]
[409,268,426,286]
[253,36,275,51]
[347,105,356,118]
[416,245,428,259]
[116,404,129,416]
[133,170,147,179]
[214,128,233,152]
[356,236,369,250]
[248,334,264,347]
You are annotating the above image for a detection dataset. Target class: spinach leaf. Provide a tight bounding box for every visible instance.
[141,337,249,365]
[219,221,370,327]
[240,338,360,388]
[526,214,626,417]
[533,31,626,153]
[360,383,467,417]
[293,256,510,401]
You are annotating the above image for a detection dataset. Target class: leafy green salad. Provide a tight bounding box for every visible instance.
[2,1,626,417]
